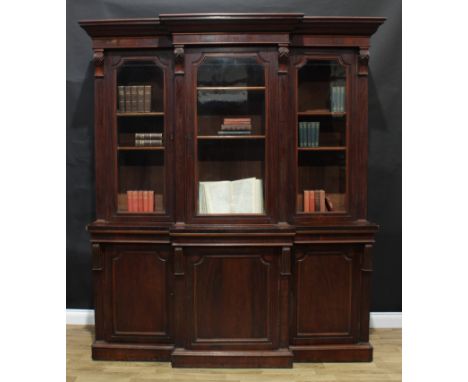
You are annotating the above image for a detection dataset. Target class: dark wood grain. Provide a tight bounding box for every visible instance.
[81,13,384,367]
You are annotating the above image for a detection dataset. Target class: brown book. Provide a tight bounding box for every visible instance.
[154,194,163,213]
[304,190,310,213]
[131,85,138,112]
[144,85,151,112]
[223,118,251,124]
[124,86,132,112]
[309,190,315,212]
[135,139,163,146]
[148,191,154,212]
[314,190,321,212]
[143,191,149,212]
[135,133,163,139]
[137,85,145,112]
[127,191,134,212]
[118,86,125,112]
[220,124,252,131]
[137,191,143,212]
[325,196,334,211]
[319,190,326,212]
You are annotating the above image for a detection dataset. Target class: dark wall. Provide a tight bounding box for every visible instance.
[66,0,402,311]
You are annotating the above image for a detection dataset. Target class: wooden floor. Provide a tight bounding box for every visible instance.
[67,326,401,382]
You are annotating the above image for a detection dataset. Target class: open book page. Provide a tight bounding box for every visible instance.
[230,177,257,213]
[254,178,264,213]
[202,180,232,214]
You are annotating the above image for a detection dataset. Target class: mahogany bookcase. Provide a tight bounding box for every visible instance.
[80,13,385,368]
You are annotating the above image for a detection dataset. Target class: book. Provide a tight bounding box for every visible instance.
[325,195,333,211]
[118,86,125,112]
[199,177,263,214]
[137,86,145,112]
[135,133,163,139]
[298,122,304,147]
[217,130,252,135]
[319,190,326,212]
[154,193,163,213]
[220,124,252,131]
[304,190,310,212]
[314,190,321,211]
[137,191,143,212]
[148,191,154,212]
[135,139,163,146]
[223,117,252,124]
[131,86,138,112]
[126,191,132,212]
[309,190,315,212]
[144,85,151,112]
[143,191,149,212]
[125,86,132,112]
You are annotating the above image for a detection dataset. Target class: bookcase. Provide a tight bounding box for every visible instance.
[81,13,384,368]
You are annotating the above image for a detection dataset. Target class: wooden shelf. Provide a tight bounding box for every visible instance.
[298,146,346,151]
[198,135,265,140]
[117,112,164,117]
[117,146,165,151]
[197,86,266,91]
[298,111,346,117]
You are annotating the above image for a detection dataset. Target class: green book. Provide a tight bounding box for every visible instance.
[307,122,312,147]
[299,122,304,147]
[316,122,320,147]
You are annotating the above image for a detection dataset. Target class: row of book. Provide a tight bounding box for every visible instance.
[298,122,320,147]
[118,85,152,113]
[330,85,345,112]
[126,190,163,212]
[301,190,333,213]
[134,132,163,147]
[218,117,252,136]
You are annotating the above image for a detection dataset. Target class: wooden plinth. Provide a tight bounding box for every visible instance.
[92,341,174,361]
[290,343,373,362]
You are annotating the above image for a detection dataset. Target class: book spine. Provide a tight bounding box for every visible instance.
[143,191,149,212]
[342,86,345,112]
[217,131,252,135]
[125,86,132,112]
[127,190,132,212]
[320,190,326,212]
[144,85,151,112]
[307,122,312,147]
[220,124,252,130]
[135,139,163,146]
[304,190,310,213]
[149,191,154,212]
[138,191,143,212]
[298,122,303,147]
[135,133,163,139]
[137,86,145,112]
[131,86,138,112]
[316,122,320,147]
[309,190,315,212]
[118,86,125,112]
[312,122,317,147]
[314,190,321,212]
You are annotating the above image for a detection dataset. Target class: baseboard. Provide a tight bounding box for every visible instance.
[66,309,402,328]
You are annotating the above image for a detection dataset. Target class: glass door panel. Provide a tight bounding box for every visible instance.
[196,56,266,215]
[116,60,165,214]
[296,60,347,213]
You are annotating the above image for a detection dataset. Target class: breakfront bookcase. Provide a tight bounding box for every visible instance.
[80,13,384,368]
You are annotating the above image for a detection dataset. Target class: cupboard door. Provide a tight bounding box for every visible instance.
[292,246,360,345]
[103,244,172,343]
[184,248,280,350]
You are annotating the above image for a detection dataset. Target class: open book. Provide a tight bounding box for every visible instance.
[199,177,264,214]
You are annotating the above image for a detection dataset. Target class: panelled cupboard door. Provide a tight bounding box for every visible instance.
[102,244,173,343]
[292,246,361,345]
[184,247,281,350]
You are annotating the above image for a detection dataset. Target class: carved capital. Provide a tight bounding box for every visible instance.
[358,48,370,76]
[174,45,184,75]
[278,45,289,74]
[280,247,291,276]
[174,246,185,276]
[93,49,104,78]
[92,243,102,271]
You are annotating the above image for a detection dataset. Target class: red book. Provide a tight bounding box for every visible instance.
[304,190,310,213]
[148,191,154,212]
[137,191,143,212]
[143,191,149,212]
[309,190,315,212]
[126,191,132,212]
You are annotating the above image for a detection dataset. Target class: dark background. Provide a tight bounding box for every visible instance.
[67,0,402,311]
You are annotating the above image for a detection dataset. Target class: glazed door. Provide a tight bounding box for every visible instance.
[185,48,279,224]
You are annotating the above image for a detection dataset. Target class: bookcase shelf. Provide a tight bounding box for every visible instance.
[298,111,346,117]
[117,112,164,117]
[197,135,265,140]
[297,146,346,151]
[117,146,165,151]
[197,86,266,91]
